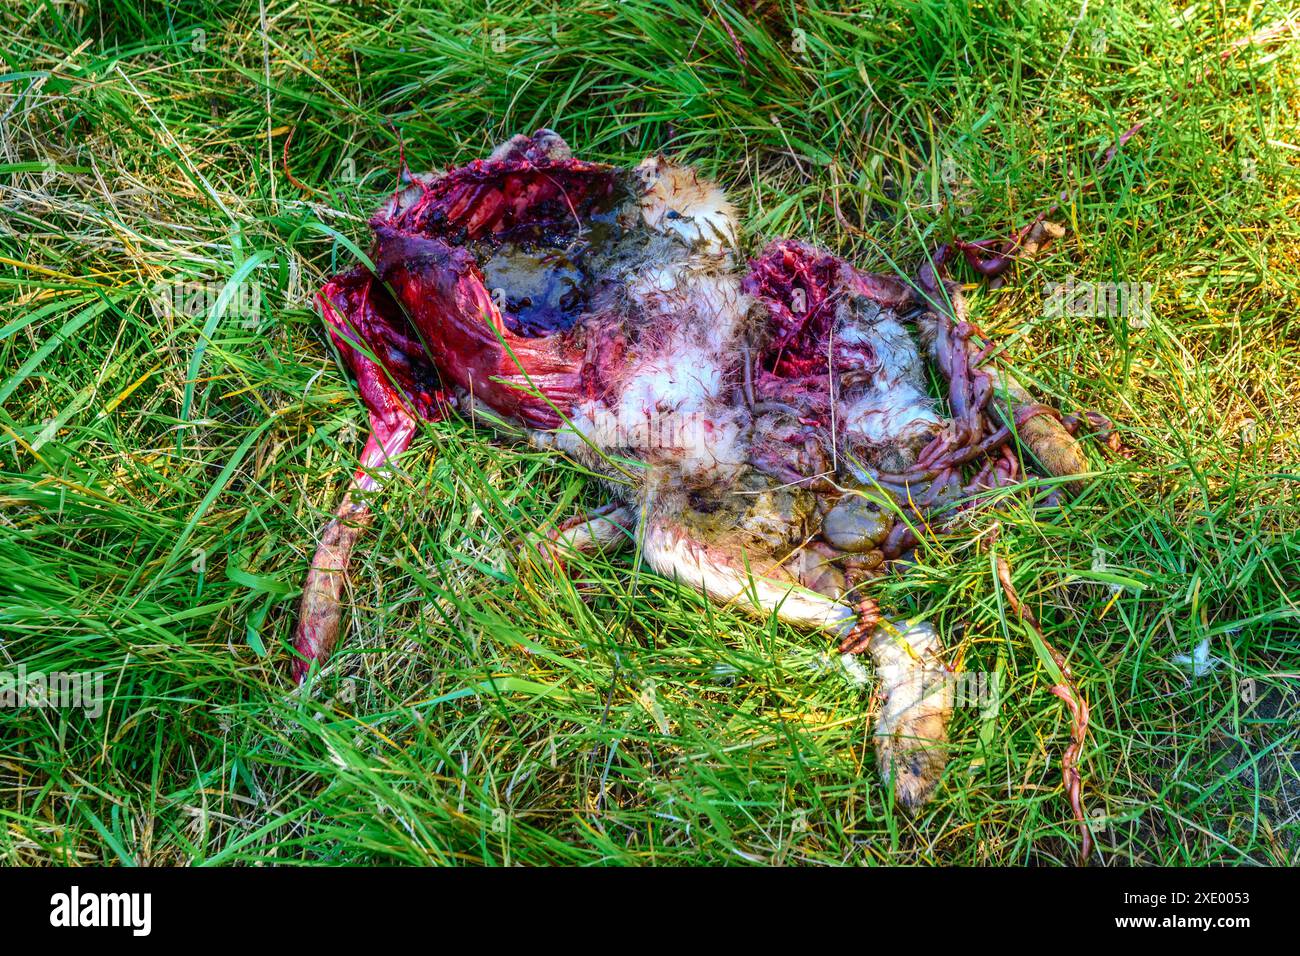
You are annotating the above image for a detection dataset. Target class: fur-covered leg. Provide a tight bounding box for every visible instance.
[986,376,1088,495]
[864,619,953,808]
[525,504,635,575]
[640,514,952,806]
[294,493,374,683]
[293,410,417,683]
[639,516,857,633]
[914,278,1088,494]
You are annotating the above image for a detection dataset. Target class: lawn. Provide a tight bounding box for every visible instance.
[1,0,1297,865]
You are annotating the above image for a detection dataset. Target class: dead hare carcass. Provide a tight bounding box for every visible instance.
[298,130,1100,807]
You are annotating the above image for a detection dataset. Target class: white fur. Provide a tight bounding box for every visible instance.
[541,176,751,488]
[841,385,944,448]
[640,518,856,632]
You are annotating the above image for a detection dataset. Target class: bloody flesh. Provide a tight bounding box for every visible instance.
[298,130,1101,810]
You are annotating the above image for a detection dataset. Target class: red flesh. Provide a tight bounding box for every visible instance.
[299,133,1085,675]
[742,238,915,380]
[296,134,620,677]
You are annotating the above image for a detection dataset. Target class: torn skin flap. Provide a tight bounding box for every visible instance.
[371,227,585,430]
[317,267,442,426]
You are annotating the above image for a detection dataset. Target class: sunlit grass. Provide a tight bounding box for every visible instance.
[0,0,1297,865]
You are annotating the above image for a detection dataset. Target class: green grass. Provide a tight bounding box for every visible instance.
[1,0,1298,865]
